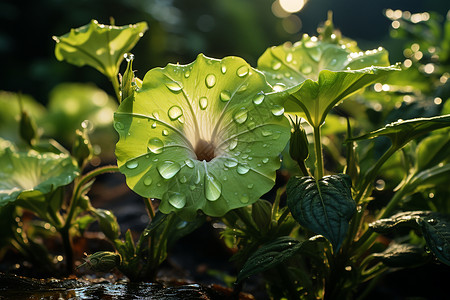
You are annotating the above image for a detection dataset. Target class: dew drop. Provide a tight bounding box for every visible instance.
[184,71,190,78]
[205,173,221,201]
[237,84,248,93]
[220,90,231,102]
[157,161,181,179]
[229,138,238,150]
[126,160,139,169]
[114,122,124,131]
[179,176,187,183]
[153,111,160,120]
[261,129,272,136]
[233,108,248,124]
[199,97,208,110]
[237,164,250,175]
[252,93,265,105]
[151,122,157,129]
[272,61,282,70]
[165,81,183,92]
[240,194,249,203]
[143,176,153,186]
[301,64,312,74]
[185,159,195,168]
[205,74,216,88]
[262,158,269,164]
[168,105,183,120]
[247,121,256,131]
[273,83,286,92]
[247,184,254,189]
[166,192,186,209]
[224,159,238,168]
[124,53,134,62]
[286,53,293,63]
[221,64,227,74]
[147,137,164,154]
[162,129,169,136]
[271,105,285,116]
[236,65,249,77]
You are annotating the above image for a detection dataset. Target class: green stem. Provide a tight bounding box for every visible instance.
[60,227,73,274]
[313,125,324,179]
[109,74,121,103]
[354,185,409,257]
[63,165,119,231]
[144,198,156,220]
[354,146,398,204]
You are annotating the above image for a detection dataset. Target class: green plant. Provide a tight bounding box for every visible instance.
[1,10,449,299]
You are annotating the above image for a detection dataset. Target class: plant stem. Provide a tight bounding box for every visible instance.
[354,146,398,204]
[109,74,121,103]
[60,227,73,275]
[144,198,156,220]
[313,125,324,179]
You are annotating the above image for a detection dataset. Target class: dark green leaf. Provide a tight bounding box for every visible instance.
[53,20,148,79]
[418,215,450,266]
[416,132,450,171]
[236,237,302,283]
[369,211,433,233]
[349,115,450,149]
[93,208,121,241]
[251,199,272,233]
[287,174,356,251]
[373,243,429,268]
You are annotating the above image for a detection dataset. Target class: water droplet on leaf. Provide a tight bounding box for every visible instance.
[157,161,181,179]
[185,159,195,168]
[199,97,208,110]
[220,90,231,102]
[205,173,221,201]
[168,106,183,120]
[252,93,265,105]
[237,164,250,175]
[205,74,216,88]
[126,160,139,169]
[236,65,249,77]
[166,192,186,208]
[271,105,285,116]
[233,108,248,124]
[147,138,164,154]
[286,53,293,63]
[165,81,183,92]
[143,176,153,186]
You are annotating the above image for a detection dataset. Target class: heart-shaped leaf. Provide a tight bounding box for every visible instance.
[257,34,399,128]
[114,54,290,220]
[286,174,356,251]
[53,20,148,79]
[0,149,79,207]
[349,114,450,149]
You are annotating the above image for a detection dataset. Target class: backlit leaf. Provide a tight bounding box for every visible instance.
[53,20,148,79]
[286,174,356,251]
[114,54,290,220]
[0,150,79,207]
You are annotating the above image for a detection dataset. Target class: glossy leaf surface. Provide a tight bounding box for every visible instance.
[257,34,398,127]
[287,174,356,251]
[114,54,290,220]
[0,150,79,207]
[236,236,303,283]
[349,115,450,148]
[53,20,148,79]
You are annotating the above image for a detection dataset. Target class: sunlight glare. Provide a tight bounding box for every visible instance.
[279,0,306,13]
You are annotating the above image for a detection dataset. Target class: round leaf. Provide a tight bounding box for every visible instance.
[114,54,290,220]
[0,150,80,206]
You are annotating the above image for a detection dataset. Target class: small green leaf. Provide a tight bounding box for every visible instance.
[416,132,450,171]
[372,243,429,268]
[286,174,356,251]
[349,114,450,149]
[53,20,148,79]
[79,251,121,272]
[0,150,79,207]
[419,215,450,266]
[92,208,121,241]
[114,54,290,220]
[405,163,450,195]
[251,199,273,233]
[236,237,302,283]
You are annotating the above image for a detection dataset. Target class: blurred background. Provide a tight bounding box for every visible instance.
[1,0,448,104]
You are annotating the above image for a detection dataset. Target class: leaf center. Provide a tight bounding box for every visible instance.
[194,139,216,162]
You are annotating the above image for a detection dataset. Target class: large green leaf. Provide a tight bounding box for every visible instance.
[114,54,290,220]
[349,115,450,149]
[53,20,148,79]
[257,34,398,128]
[286,174,356,251]
[0,150,79,207]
